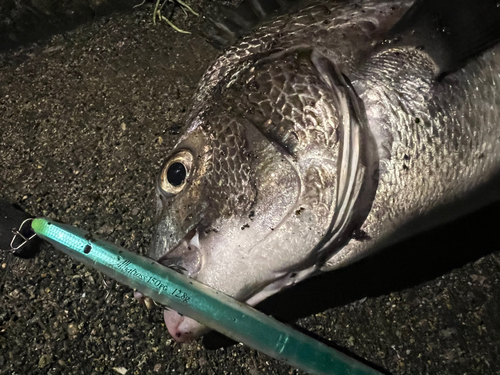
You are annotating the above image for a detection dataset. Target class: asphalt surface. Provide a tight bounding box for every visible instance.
[1,2,500,375]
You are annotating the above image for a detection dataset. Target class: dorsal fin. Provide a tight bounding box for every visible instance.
[382,0,500,75]
[199,0,301,48]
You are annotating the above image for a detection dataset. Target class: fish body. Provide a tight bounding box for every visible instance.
[151,0,500,341]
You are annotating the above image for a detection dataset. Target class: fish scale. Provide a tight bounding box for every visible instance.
[333,47,500,270]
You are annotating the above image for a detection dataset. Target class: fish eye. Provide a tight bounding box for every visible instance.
[159,150,193,195]
[167,162,186,186]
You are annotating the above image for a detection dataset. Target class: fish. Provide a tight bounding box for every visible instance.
[149,0,500,342]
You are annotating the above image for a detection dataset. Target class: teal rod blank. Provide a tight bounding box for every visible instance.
[31,218,382,375]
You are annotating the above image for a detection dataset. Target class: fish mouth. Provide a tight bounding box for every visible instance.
[152,228,208,342]
[156,228,202,278]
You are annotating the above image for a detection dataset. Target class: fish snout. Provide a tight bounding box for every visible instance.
[164,309,209,342]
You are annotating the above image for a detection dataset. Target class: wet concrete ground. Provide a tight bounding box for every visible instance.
[1,2,500,375]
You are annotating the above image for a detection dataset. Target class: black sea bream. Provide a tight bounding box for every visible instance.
[150,0,500,341]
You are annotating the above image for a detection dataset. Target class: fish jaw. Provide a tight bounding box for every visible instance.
[164,310,210,343]
[163,265,318,343]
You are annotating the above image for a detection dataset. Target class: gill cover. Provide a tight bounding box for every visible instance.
[232,47,378,273]
[309,50,378,265]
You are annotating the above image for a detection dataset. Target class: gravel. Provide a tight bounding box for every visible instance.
[1,3,499,374]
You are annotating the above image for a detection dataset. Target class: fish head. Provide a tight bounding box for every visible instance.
[150,49,378,341]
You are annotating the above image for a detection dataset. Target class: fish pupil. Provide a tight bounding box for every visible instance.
[167,162,186,186]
